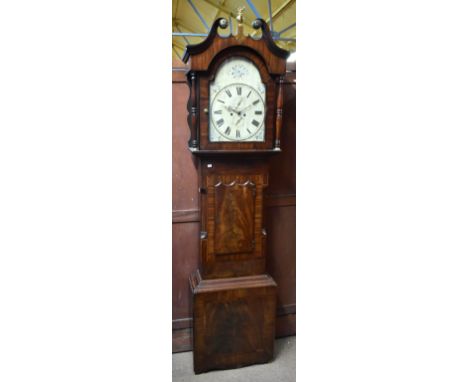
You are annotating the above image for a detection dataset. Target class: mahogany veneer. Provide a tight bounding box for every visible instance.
[190,270,277,374]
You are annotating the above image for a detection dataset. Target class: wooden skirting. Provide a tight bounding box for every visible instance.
[173,328,193,353]
[172,304,296,353]
[172,209,200,224]
[172,69,187,83]
[264,194,296,208]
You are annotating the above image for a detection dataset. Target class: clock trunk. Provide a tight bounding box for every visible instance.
[198,157,269,279]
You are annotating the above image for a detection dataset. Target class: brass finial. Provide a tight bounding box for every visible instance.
[235,6,245,37]
[236,6,245,23]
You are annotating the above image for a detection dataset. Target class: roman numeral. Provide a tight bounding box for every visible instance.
[224,126,231,135]
[252,99,260,105]
[216,119,224,127]
[236,86,242,95]
[247,128,252,134]
[251,119,260,127]
[217,99,225,104]
[247,90,252,98]
[214,110,222,114]
[255,110,262,115]
[236,130,240,138]
[225,89,232,97]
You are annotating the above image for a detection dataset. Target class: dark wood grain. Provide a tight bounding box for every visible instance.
[187,72,198,148]
[172,311,296,353]
[172,303,295,331]
[265,79,296,196]
[199,157,268,279]
[275,76,284,148]
[190,271,277,374]
[214,179,255,254]
[183,18,289,74]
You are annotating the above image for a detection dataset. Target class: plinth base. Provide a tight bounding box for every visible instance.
[189,270,277,374]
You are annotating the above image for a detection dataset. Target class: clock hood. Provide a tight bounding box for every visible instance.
[182,18,289,75]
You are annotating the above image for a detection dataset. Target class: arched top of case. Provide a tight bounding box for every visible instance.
[182,18,290,75]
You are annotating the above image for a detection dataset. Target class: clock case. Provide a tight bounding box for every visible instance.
[182,18,289,374]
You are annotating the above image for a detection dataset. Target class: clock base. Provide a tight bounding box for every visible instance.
[189,270,277,374]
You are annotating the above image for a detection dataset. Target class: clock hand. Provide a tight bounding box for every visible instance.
[222,103,244,116]
[222,105,236,113]
[238,103,254,113]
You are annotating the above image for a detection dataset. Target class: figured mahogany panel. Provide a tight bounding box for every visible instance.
[190,272,276,374]
[199,157,268,279]
[172,312,296,353]
[214,180,255,255]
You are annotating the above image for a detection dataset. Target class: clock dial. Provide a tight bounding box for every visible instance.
[209,57,266,142]
[210,83,265,141]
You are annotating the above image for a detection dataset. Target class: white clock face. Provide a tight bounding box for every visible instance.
[209,57,266,142]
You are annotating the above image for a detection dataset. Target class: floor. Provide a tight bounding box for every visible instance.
[172,336,296,382]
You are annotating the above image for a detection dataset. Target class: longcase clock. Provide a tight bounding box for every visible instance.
[182,11,289,374]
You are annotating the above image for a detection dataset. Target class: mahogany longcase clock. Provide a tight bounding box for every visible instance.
[182,11,289,374]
